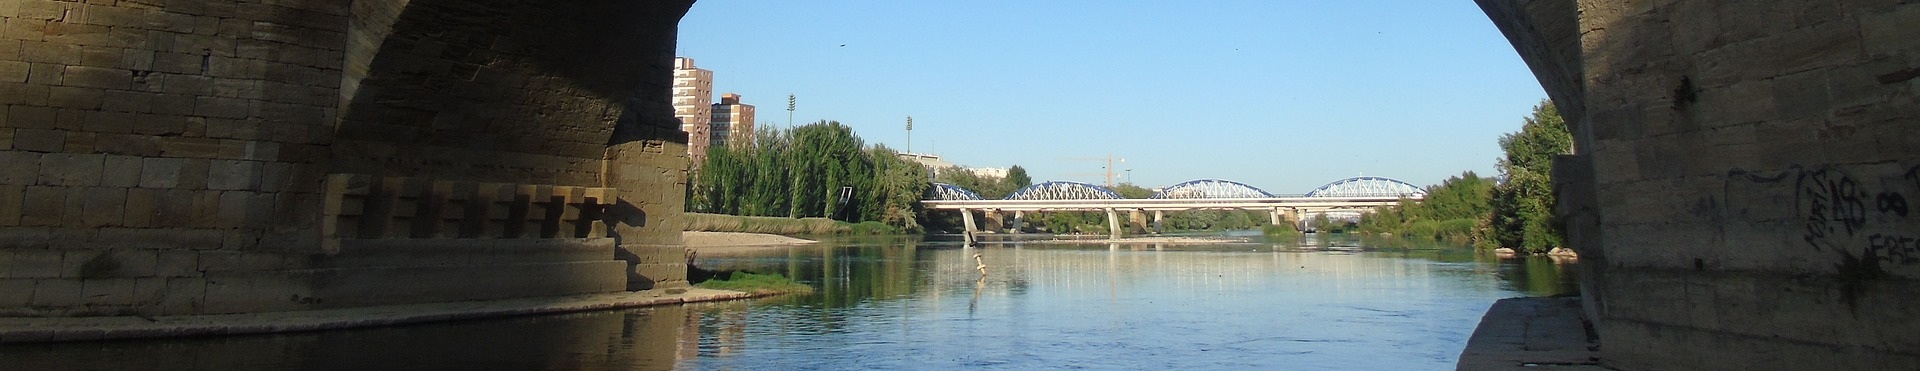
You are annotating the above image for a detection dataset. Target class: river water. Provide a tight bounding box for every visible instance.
[5,233,1576,370]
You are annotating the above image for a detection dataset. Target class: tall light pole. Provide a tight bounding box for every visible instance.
[905,116,914,154]
[786,94,796,128]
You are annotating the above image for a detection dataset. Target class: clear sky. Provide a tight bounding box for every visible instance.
[677,1,1547,194]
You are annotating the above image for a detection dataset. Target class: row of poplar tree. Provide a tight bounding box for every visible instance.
[687,121,932,231]
[1355,101,1573,253]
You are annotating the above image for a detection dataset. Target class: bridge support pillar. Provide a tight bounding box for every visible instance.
[984,209,1006,232]
[1270,207,1283,226]
[960,208,978,246]
[1152,210,1164,234]
[1011,211,1025,234]
[1104,208,1122,238]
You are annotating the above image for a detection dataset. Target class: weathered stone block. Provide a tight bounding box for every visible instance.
[80,278,135,306]
[100,154,141,188]
[0,184,20,227]
[156,136,219,159]
[130,277,167,306]
[149,94,195,117]
[79,186,126,227]
[192,96,248,119]
[0,278,33,306]
[149,250,199,278]
[121,188,157,228]
[60,65,132,90]
[206,159,259,190]
[134,157,183,189]
[0,60,27,83]
[1861,4,1920,56]
[186,189,220,228]
[37,152,103,186]
[46,85,103,110]
[19,186,65,226]
[196,251,286,272]
[99,90,157,114]
[0,151,40,185]
[148,189,192,228]
[6,249,58,279]
[30,278,81,307]
[19,41,78,65]
[10,128,61,152]
[6,105,56,129]
[160,277,205,314]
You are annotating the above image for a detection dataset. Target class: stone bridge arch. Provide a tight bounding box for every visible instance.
[3,2,1918,365]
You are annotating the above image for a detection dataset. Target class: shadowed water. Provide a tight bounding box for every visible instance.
[3,233,1575,370]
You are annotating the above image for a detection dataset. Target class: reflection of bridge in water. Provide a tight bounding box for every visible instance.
[924,177,1427,241]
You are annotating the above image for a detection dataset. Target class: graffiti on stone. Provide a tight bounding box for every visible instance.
[1794,165,1920,271]
[1798,168,1869,251]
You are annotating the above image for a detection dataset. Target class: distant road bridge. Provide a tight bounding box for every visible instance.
[923,177,1426,242]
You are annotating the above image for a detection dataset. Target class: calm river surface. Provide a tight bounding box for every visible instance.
[6,233,1576,370]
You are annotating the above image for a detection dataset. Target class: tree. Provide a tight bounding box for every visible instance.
[1109,182,1153,199]
[1005,165,1032,191]
[1478,101,1572,253]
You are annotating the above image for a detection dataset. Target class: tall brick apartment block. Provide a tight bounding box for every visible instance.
[671,57,712,167]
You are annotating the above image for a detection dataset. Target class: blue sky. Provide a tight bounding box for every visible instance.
[677,1,1546,194]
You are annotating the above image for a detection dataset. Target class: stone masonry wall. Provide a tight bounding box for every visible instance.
[0,0,346,316]
[0,0,695,316]
[1486,1,1920,369]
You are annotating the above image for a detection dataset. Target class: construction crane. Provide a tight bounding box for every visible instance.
[1062,154,1126,187]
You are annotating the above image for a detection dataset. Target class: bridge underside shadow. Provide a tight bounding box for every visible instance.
[0,0,697,317]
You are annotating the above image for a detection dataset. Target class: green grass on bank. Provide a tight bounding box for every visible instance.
[1263,224,1300,238]
[683,213,903,235]
[684,213,846,234]
[694,272,815,296]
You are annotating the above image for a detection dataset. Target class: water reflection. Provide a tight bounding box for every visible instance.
[5,235,1577,370]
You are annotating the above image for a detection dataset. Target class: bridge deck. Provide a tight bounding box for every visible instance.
[922,196,1413,212]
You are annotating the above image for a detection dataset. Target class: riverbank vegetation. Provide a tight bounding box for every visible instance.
[1356,172,1495,244]
[689,121,931,232]
[1357,101,1571,253]
[693,272,815,296]
[684,213,847,234]
[1263,224,1300,238]
[1479,102,1572,253]
[935,165,1032,199]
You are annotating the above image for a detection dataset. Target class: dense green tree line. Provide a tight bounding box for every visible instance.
[934,165,1031,199]
[1357,101,1571,252]
[689,121,931,231]
[1356,172,1495,243]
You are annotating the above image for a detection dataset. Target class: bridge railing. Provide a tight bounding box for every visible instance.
[921,196,1417,211]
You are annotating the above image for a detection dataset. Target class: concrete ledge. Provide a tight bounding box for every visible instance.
[0,288,751,344]
[1457,297,1609,370]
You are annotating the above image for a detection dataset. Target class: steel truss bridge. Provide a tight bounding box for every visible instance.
[923,177,1426,242]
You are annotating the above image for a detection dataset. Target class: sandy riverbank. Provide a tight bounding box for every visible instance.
[1023,236,1249,245]
[681,232,818,253]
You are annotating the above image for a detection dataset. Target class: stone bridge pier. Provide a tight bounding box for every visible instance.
[3,1,1919,367]
[0,0,697,317]
[1482,0,1920,368]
